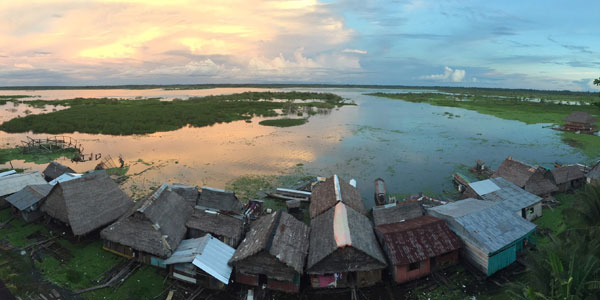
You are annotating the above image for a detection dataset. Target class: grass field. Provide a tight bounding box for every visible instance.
[0,147,79,164]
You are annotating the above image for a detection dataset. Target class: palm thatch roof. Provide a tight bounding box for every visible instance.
[372,201,423,226]
[43,162,75,180]
[307,203,387,274]
[101,184,194,258]
[169,184,198,204]
[229,211,309,274]
[310,175,366,219]
[492,157,535,188]
[41,171,133,236]
[5,184,52,211]
[550,165,586,185]
[564,111,598,124]
[186,208,244,241]
[198,187,243,213]
[524,167,558,196]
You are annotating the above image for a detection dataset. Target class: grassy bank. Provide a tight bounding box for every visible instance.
[259,118,308,127]
[0,147,79,164]
[0,91,349,135]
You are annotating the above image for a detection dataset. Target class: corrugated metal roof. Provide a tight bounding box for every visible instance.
[5,184,52,210]
[469,179,500,196]
[478,178,542,212]
[0,172,47,197]
[427,199,536,254]
[163,235,209,265]
[49,173,83,186]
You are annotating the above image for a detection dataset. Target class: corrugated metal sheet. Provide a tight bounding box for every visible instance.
[479,178,542,212]
[163,235,209,265]
[469,179,500,196]
[487,244,516,276]
[427,199,536,254]
[192,235,235,284]
[5,184,52,211]
[0,172,47,197]
[48,173,83,186]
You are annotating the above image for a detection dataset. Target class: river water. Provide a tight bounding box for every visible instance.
[0,87,586,207]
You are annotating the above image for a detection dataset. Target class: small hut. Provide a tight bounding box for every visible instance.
[468,177,543,220]
[163,234,235,289]
[186,208,245,247]
[101,184,193,267]
[372,201,423,226]
[524,167,559,197]
[375,216,461,284]
[548,165,586,192]
[42,161,75,181]
[41,171,133,236]
[587,162,600,186]
[307,202,387,289]
[492,157,535,188]
[5,184,52,222]
[198,187,243,214]
[427,199,536,276]
[229,211,309,293]
[310,174,366,219]
[563,111,598,133]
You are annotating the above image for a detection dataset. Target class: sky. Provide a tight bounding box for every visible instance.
[0,0,599,90]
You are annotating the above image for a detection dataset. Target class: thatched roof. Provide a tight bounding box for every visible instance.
[307,203,386,274]
[43,162,75,180]
[186,208,244,241]
[310,175,366,219]
[524,167,558,196]
[588,162,600,180]
[375,216,461,266]
[564,111,598,124]
[42,171,133,236]
[492,157,535,187]
[198,187,243,213]
[372,201,423,226]
[169,184,198,204]
[550,165,586,185]
[5,184,52,211]
[229,211,309,274]
[0,172,47,197]
[101,184,194,258]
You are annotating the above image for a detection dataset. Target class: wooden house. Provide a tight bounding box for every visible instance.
[372,201,423,226]
[375,216,461,284]
[100,184,193,267]
[41,171,133,236]
[42,161,75,181]
[0,172,47,208]
[563,111,598,133]
[310,174,366,219]
[492,157,557,197]
[587,162,600,186]
[5,184,52,223]
[427,199,536,276]
[229,211,309,293]
[198,187,243,214]
[547,165,586,193]
[307,202,387,289]
[467,177,543,221]
[163,234,235,289]
[186,207,245,247]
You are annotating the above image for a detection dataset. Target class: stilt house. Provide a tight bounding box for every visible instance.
[492,157,557,197]
[547,165,586,192]
[372,201,423,226]
[186,208,245,247]
[5,184,52,223]
[563,111,598,133]
[42,162,75,181]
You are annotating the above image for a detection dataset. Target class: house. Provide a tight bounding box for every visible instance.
[101,184,193,268]
[42,161,75,181]
[310,174,366,219]
[492,157,557,197]
[372,201,423,226]
[229,211,309,293]
[427,199,536,276]
[548,165,586,192]
[587,162,600,186]
[563,111,598,133]
[467,177,543,221]
[169,184,199,205]
[163,234,235,289]
[5,184,52,223]
[41,171,133,236]
[198,187,243,214]
[307,202,387,289]
[375,216,461,284]
[186,208,245,247]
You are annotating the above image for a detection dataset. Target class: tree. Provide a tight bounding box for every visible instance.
[562,185,600,245]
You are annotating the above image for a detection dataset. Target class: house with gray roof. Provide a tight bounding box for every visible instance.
[5,184,52,223]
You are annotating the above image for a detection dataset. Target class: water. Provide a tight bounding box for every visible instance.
[0,87,586,207]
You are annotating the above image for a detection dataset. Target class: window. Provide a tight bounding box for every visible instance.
[408,261,421,271]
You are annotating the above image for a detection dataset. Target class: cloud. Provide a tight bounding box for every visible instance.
[343,48,367,54]
[13,63,34,69]
[421,66,466,82]
[547,37,593,54]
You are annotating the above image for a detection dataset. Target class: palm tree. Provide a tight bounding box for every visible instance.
[562,185,600,245]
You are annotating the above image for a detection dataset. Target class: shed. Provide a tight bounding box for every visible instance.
[310,174,366,219]
[229,211,309,293]
[563,112,598,133]
[372,201,423,226]
[307,202,387,289]
[164,234,235,289]
[375,216,461,284]
[198,187,243,214]
[41,171,133,236]
[5,184,52,222]
[186,208,245,247]
[468,177,543,221]
[548,165,586,192]
[43,162,75,181]
[427,199,536,276]
[0,172,47,197]
[101,184,193,267]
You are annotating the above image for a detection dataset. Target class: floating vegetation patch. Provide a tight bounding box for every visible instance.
[258,118,308,127]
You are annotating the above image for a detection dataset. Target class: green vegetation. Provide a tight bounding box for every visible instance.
[105,166,129,176]
[259,118,308,127]
[0,92,349,135]
[0,147,79,164]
